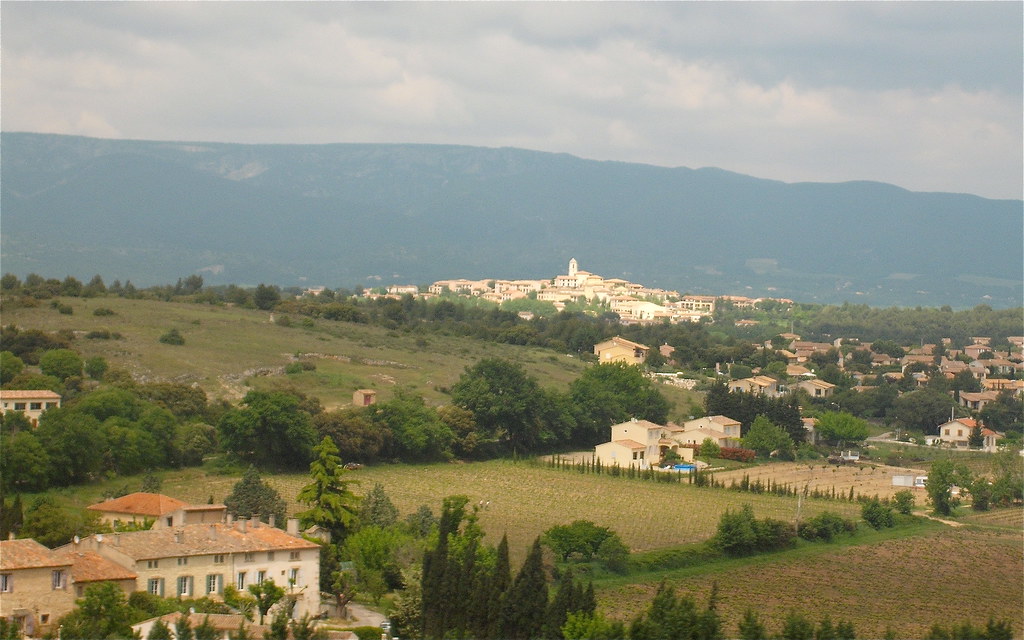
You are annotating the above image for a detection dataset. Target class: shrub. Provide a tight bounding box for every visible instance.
[86,329,112,340]
[798,511,856,542]
[892,490,915,515]
[861,498,895,529]
[719,447,756,463]
[349,627,384,640]
[93,307,115,316]
[712,504,795,556]
[159,329,185,345]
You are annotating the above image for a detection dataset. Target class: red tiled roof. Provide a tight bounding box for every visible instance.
[54,550,137,582]
[86,492,188,517]
[74,522,320,561]
[0,539,70,570]
[612,439,646,450]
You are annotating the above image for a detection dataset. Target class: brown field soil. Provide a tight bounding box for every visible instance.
[709,460,928,500]
[598,527,1024,639]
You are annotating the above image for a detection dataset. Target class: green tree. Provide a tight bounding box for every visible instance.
[218,390,317,469]
[542,520,617,563]
[174,614,194,640]
[39,348,83,380]
[147,620,173,640]
[892,389,957,435]
[0,431,51,493]
[58,581,135,639]
[967,425,984,449]
[295,437,360,540]
[742,415,793,458]
[21,496,103,548]
[253,284,281,310]
[84,355,109,380]
[248,578,284,625]
[815,412,869,448]
[568,362,671,446]
[358,482,398,528]
[699,437,721,460]
[224,466,287,526]
[0,351,25,384]
[451,358,546,454]
[926,459,970,516]
[193,616,219,640]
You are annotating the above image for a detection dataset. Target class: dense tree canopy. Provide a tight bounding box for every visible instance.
[218,390,317,469]
[568,363,670,447]
[451,358,546,454]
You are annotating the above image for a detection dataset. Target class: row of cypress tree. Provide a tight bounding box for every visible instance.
[413,495,595,640]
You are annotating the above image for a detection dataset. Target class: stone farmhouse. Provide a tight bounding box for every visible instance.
[60,516,322,619]
[87,492,228,529]
[593,336,650,366]
[0,538,136,636]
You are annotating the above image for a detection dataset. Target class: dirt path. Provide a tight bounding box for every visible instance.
[344,602,388,627]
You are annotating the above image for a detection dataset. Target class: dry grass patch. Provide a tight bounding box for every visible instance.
[710,461,927,500]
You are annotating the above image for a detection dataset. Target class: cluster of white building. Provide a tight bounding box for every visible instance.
[421,259,732,324]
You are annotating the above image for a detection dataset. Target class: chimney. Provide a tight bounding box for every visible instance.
[227,514,234,525]
[268,514,276,529]
[286,518,299,536]
[252,516,261,529]
[239,518,247,533]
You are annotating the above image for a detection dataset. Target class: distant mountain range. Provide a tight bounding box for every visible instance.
[2,132,1021,308]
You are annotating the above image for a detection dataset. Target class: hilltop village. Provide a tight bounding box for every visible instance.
[363,259,793,324]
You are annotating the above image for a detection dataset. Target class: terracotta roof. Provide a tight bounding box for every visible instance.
[0,539,70,570]
[597,336,650,351]
[54,550,137,582]
[182,504,228,512]
[707,415,741,426]
[0,390,62,399]
[612,439,647,449]
[86,492,188,517]
[73,522,320,561]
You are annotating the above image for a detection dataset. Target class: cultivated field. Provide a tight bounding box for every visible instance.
[125,460,862,565]
[709,460,928,501]
[598,526,1024,639]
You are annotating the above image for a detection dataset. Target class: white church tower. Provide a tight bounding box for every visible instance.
[568,258,578,278]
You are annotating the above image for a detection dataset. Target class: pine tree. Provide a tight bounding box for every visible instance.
[224,466,286,526]
[295,437,360,540]
[147,620,173,640]
[359,482,399,528]
[174,614,194,640]
[499,538,549,640]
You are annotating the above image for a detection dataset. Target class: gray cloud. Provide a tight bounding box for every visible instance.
[2,1,1020,198]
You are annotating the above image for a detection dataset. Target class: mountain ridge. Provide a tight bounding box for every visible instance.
[2,132,1020,308]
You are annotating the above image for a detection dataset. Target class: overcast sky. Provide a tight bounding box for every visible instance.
[3,1,1021,199]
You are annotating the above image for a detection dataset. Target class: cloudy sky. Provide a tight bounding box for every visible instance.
[3,1,1021,199]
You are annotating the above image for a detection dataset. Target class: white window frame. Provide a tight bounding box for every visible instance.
[0,573,11,592]
[51,570,67,590]
[206,574,222,595]
[237,572,246,590]
[148,578,164,596]
[178,575,193,597]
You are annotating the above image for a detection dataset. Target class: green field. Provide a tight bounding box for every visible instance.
[4,296,703,415]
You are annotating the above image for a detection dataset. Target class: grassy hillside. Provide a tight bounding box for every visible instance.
[3,296,699,414]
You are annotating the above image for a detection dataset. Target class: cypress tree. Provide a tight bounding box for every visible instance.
[543,569,575,639]
[499,538,549,640]
[486,535,512,640]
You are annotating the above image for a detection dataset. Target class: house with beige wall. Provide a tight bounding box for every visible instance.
[795,379,836,398]
[594,419,695,469]
[594,336,650,366]
[62,518,322,619]
[678,415,742,447]
[0,539,135,637]
[729,375,784,396]
[0,389,62,427]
